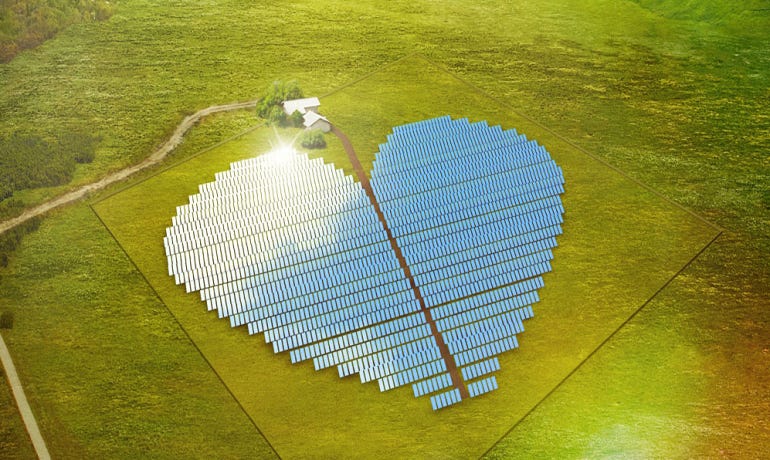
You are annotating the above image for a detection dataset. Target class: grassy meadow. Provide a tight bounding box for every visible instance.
[0,0,768,458]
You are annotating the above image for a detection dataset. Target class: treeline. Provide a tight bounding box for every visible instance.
[0,131,98,202]
[0,0,114,63]
[0,215,39,268]
[256,80,305,127]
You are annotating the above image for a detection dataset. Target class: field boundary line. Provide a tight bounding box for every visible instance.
[415,53,724,233]
[0,100,259,236]
[478,230,723,458]
[0,331,51,460]
[320,52,420,98]
[91,122,265,205]
[89,206,283,460]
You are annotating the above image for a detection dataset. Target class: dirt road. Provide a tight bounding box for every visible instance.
[0,99,258,236]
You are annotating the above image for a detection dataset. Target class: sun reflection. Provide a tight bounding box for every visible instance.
[267,143,295,164]
[266,126,304,165]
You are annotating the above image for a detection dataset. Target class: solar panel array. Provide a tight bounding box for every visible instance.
[370,116,565,407]
[164,115,565,411]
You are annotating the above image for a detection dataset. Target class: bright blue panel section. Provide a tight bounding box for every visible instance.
[371,116,565,407]
[468,376,499,398]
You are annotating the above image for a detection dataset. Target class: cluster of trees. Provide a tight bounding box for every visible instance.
[0,0,114,62]
[0,131,98,202]
[0,214,39,269]
[300,130,326,149]
[256,80,306,127]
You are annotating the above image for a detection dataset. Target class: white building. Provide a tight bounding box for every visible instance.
[282,97,331,132]
[302,111,332,133]
[282,97,321,116]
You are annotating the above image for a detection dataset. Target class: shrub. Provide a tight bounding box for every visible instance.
[300,130,326,149]
[0,216,41,267]
[289,110,305,128]
[0,311,13,330]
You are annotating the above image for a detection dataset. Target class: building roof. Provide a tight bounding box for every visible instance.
[282,97,321,115]
[302,111,330,128]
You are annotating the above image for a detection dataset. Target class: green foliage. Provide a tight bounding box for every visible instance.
[0,132,98,202]
[0,311,13,329]
[266,104,286,126]
[0,215,39,269]
[0,0,114,63]
[289,110,305,128]
[255,80,304,125]
[300,129,326,149]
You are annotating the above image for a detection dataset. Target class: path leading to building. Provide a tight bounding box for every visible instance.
[0,332,50,460]
[0,100,259,237]
[330,125,470,400]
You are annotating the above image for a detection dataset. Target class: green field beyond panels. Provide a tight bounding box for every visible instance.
[93,56,718,458]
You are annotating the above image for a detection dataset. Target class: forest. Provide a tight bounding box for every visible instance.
[0,0,113,62]
[0,131,97,204]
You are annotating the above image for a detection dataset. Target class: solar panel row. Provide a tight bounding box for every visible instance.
[388,177,563,235]
[468,376,499,398]
[430,388,463,410]
[181,219,387,288]
[412,373,453,397]
[293,312,426,363]
[431,277,543,321]
[375,135,545,179]
[460,357,501,382]
[379,359,448,392]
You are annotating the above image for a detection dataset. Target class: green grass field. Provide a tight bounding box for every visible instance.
[92,56,718,458]
[1,0,768,458]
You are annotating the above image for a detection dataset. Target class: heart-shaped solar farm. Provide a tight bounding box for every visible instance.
[163,116,565,410]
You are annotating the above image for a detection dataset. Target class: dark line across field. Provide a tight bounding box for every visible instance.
[477,230,723,459]
[88,205,283,460]
[416,53,724,234]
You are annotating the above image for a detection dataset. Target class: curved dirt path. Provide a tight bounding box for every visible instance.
[0,100,258,236]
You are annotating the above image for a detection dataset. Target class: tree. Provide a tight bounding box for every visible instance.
[282,80,303,101]
[289,110,305,128]
[256,80,304,123]
[0,0,114,63]
[268,105,287,126]
[300,130,326,149]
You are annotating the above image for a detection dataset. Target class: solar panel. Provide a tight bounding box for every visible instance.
[164,116,565,411]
